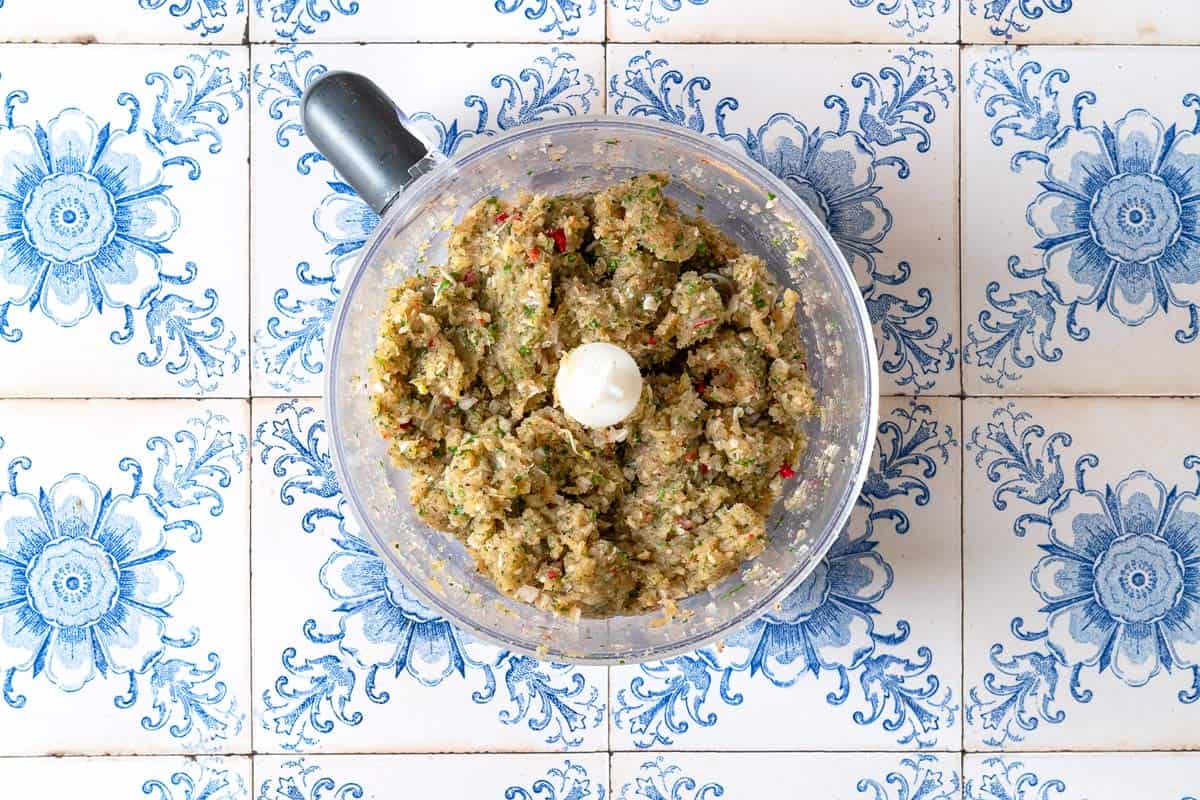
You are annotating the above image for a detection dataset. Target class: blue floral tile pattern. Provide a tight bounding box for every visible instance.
[965,754,1200,799]
[0,400,249,755]
[962,0,1200,44]
[250,399,607,753]
[607,0,957,42]
[0,756,250,798]
[964,398,1200,750]
[253,754,608,798]
[610,398,961,750]
[0,45,248,397]
[0,0,248,43]
[607,44,960,394]
[613,753,961,799]
[963,46,1200,395]
[249,0,603,42]
[248,43,602,396]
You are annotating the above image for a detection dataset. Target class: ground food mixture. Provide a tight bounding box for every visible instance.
[370,174,818,618]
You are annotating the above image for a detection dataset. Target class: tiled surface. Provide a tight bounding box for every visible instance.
[1,0,1199,797]
[0,45,249,397]
[964,753,1200,797]
[611,752,962,797]
[962,46,1200,394]
[0,400,250,755]
[964,398,1200,751]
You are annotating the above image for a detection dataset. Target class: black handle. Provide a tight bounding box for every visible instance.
[300,70,431,216]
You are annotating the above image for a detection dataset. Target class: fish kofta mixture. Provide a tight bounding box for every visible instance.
[370,174,817,618]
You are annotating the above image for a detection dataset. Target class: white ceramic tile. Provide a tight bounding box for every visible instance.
[250,0,603,42]
[250,398,608,753]
[607,44,960,395]
[0,45,249,397]
[254,754,608,799]
[963,0,1200,44]
[0,755,251,798]
[962,46,1200,395]
[609,0,958,43]
[964,753,1200,799]
[0,0,247,43]
[613,752,962,799]
[964,397,1200,750]
[249,43,603,396]
[609,396,961,751]
[0,400,250,755]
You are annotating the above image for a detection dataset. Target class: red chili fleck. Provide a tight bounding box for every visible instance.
[699,463,709,475]
[693,316,717,329]
[528,247,541,261]
[397,422,413,431]
[779,464,796,479]
[463,269,477,286]
[548,227,567,253]
[685,451,697,462]
[695,382,706,395]
[494,212,509,224]
[647,336,658,346]
[546,569,559,580]
[427,339,435,348]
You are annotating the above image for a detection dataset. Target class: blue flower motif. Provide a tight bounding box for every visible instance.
[1033,471,1200,686]
[970,0,1073,40]
[319,536,481,685]
[613,0,709,31]
[312,181,377,282]
[506,760,605,800]
[965,757,1066,800]
[138,0,246,37]
[0,109,179,326]
[495,0,598,38]
[724,531,892,680]
[255,0,360,40]
[1029,110,1200,325]
[736,113,890,281]
[0,474,181,692]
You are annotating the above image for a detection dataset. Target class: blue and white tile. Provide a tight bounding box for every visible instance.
[0,0,247,43]
[964,397,1200,750]
[250,398,608,753]
[964,753,1200,799]
[962,46,1200,395]
[607,44,960,395]
[963,0,1200,44]
[249,43,603,396]
[254,754,608,799]
[610,396,961,751]
[609,0,958,44]
[613,752,961,799]
[0,45,249,397]
[250,0,603,43]
[0,755,250,798]
[0,399,250,755]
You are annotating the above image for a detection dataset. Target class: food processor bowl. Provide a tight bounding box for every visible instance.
[313,73,878,664]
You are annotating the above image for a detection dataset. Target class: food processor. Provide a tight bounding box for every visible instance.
[303,71,878,664]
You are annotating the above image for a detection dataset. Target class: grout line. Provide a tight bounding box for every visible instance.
[3,38,1200,46]
[246,41,257,758]
[0,748,1197,759]
[956,41,967,760]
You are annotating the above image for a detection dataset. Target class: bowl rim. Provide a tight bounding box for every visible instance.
[325,114,880,665]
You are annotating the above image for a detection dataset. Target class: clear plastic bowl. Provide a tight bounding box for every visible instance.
[325,116,878,664]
